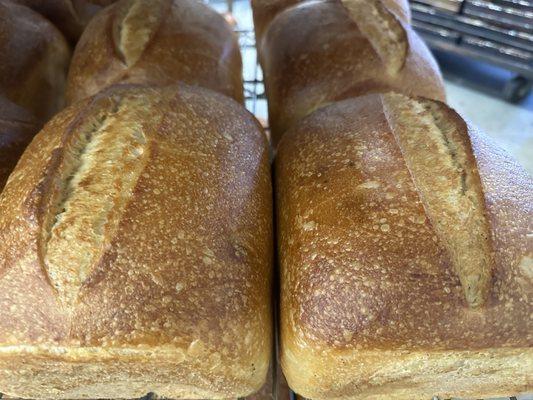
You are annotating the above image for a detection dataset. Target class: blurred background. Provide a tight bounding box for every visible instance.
[207,0,533,174]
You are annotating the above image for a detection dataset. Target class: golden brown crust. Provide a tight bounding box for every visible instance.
[275,94,532,398]
[66,0,244,104]
[0,96,41,192]
[0,84,273,398]
[255,0,445,145]
[0,0,71,122]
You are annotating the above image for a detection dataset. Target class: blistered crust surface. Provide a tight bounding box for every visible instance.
[275,94,532,396]
[0,84,273,398]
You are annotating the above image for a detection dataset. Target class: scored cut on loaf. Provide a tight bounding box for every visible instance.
[0,83,273,399]
[66,0,244,104]
[254,0,445,145]
[0,0,71,123]
[275,93,532,399]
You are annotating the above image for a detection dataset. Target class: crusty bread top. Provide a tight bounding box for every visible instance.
[252,0,411,43]
[0,0,70,122]
[276,93,532,351]
[258,0,445,144]
[66,0,243,104]
[0,84,272,394]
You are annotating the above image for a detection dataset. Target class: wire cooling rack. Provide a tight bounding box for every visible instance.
[205,0,268,123]
[240,29,267,120]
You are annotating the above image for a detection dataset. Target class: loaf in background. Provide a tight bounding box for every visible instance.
[0,0,70,193]
[252,0,412,43]
[0,96,40,191]
[66,0,244,104]
[10,0,117,44]
[0,0,70,122]
[0,84,273,399]
[254,0,445,144]
[275,93,532,399]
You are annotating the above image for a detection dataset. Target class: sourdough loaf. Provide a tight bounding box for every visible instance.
[0,96,40,191]
[275,93,532,399]
[0,0,70,122]
[11,0,117,43]
[254,0,445,144]
[0,84,273,399]
[66,0,243,104]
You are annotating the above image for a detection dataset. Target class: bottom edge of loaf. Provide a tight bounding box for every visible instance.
[282,345,532,400]
[0,345,265,399]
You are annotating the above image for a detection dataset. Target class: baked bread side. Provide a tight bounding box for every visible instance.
[0,84,273,399]
[275,93,532,399]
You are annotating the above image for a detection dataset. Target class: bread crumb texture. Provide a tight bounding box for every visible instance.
[0,84,273,398]
[275,93,533,398]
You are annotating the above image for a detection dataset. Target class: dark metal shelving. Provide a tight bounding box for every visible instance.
[410,0,533,101]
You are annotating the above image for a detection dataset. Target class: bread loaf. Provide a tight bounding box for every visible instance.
[66,0,244,104]
[254,0,445,144]
[275,93,532,399]
[0,0,70,122]
[0,96,40,191]
[0,83,273,399]
[252,0,412,43]
[11,0,117,43]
